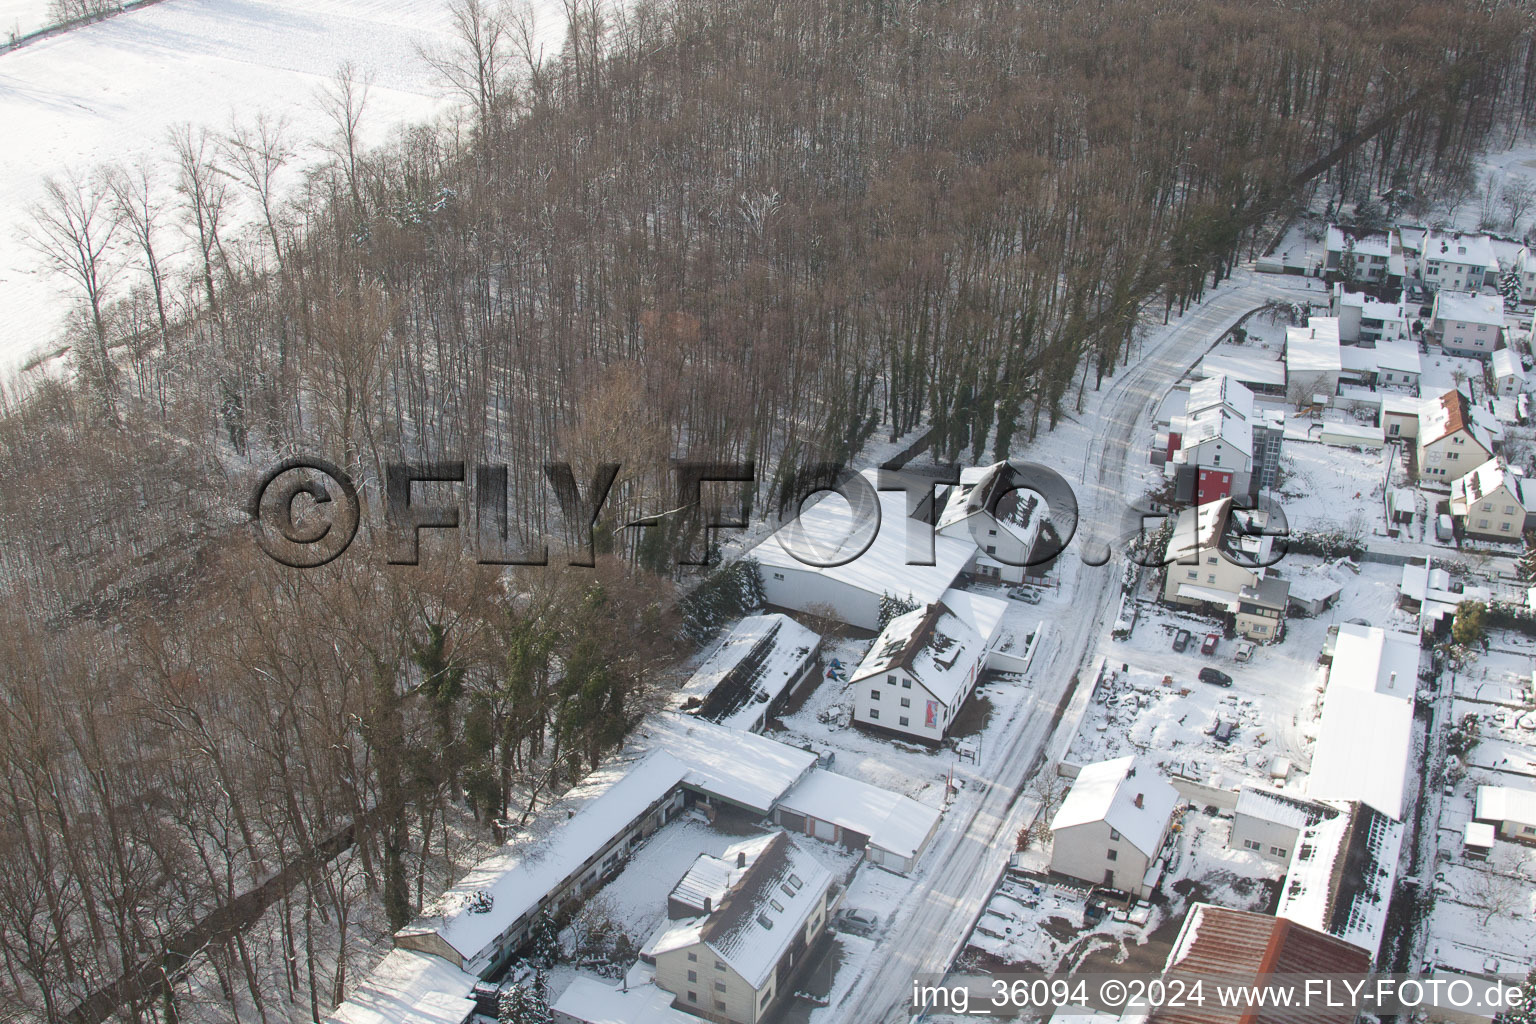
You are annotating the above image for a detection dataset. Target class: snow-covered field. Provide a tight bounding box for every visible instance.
[0,0,48,41]
[0,0,475,371]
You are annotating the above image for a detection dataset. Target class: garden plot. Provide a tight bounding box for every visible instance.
[1423,850,1536,977]
[1271,439,1392,540]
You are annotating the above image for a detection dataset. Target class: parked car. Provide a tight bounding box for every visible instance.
[1234,640,1256,663]
[1172,629,1192,652]
[1199,667,1233,687]
[1200,632,1219,655]
[1008,586,1042,604]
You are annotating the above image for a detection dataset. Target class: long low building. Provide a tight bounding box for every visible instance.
[327,950,480,1024]
[752,469,977,632]
[773,768,943,875]
[679,614,822,734]
[1275,799,1405,958]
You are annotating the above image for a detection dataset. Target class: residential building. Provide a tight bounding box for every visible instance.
[936,462,1047,583]
[1416,390,1494,483]
[1284,316,1342,402]
[1449,457,1529,541]
[1324,225,1404,286]
[1331,283,1409,343]
[1473,785,1536,842]
[1165,375,1258,503]
[1150,904,1370,1024]
[1420,230,1499,292]
[1049,757,1179,899]
[680,614,821,734]
[1234,577,1289,642]
[643,832,836,1024]
[1431,290,1504,357]
[1492,347,1526,396]
[1195,344,1288,397]
[752,468,975,631]
[1160,498,1272,611]
[1509,246,1536,303]
[848,595,1003,743]
[1228,786,1334,865]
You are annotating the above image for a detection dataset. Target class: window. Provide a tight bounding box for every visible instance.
[688,991,697,1003]
[1106,849,1118,861]
[1243,839,1261,851]
[715,1001,727,1011]
[772,572,785,580]
[869,708,879,720]
[887,674,897,685]
[1187,571,1198,580]
[1206,556,1218,565]
[688,953,698,962]
[1482,502,1493,512]
[900,697,910,707]
[985,545,996,555]
[988,528,997,535]
[1109,828,1120,841]
[717,981,729,992]
[1254,624,1268,634]
[770,899,784,912]
[1502,522,1513,531]
[1207,574,1216,583]
[899,716,909,726]
[716,961,727,972]
[870,689,880,701]
[1270,846,1288,857]
[1478,519,1489,529]
[902,678,911,688]
[689,970,698,982]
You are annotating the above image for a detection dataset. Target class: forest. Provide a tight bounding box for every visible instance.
[0,0,1533,1018]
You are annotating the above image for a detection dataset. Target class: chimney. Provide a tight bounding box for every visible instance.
[1135,793,1145,809]
[736,851,747,868]
[1390,671,1397,688]
[703,896,712,913]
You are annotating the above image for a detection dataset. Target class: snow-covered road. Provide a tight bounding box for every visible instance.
[830,271,1325,1024]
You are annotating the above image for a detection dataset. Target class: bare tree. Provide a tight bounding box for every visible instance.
[1463,848,1530,926]
[169,124,230,310]
[108,160,172,352]
[219,113,294,269]
[1500,175,1536,232]
[320,61,372,215]
[25,170,121,386]
[420,0,510,130]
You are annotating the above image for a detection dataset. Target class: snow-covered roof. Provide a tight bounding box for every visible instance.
[1051,756,1178,857]
[1493,347,1523,380]
[1196,346,1287,389]
[552,978,697,1024]
[1306,625,1418,820]
[1173,395,1253,461]
[849,600,986,705]
[641,832,832,990]
[1433,290,1504,327]
[1276,801,1405,957]
[777,768,941,859]
[1164,497,1231,565]
[1341,340,1420,377]
[1326,225,1394,259]
[1176,583,1240,610]
[399,751,689,963]
[1419,389,1493,453]
[326,949,478,1024]
[1464,821,1496,849]
[937,587,1009,648]
[1423,230,1498,270]
[641,714,817,815]
[1234,786,1334,831]
[1450,457,1525,517]
[1186,375,1255,420]
[1285,317,1343,376]
[680,614,820,732]
[752,468,975,609]
[1284,562,1347,605]
[1475,784,1536,825]
[936,462,1046,551]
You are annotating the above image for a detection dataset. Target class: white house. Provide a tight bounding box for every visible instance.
[1473,784,1536,842]
[1420,230,1499,292]
[935,462,1045,584]
[1432,290,1504,358]
[1228,786,1334,865]
[1416,389,1495,483]
[1324,226,1403,285]
[1332,284,1410,343]
[1165,375,1256,504]
[1160,498,1270,611]
[643,832,835,1024]
[1493,347,1526,396]
[1050,757,1179,899]
[1449,457,1530,541]
[849,597,998,743]
[1284,316,1343,401]
[751,468,975,631]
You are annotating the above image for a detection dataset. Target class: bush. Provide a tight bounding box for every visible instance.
[679,558,766,645]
